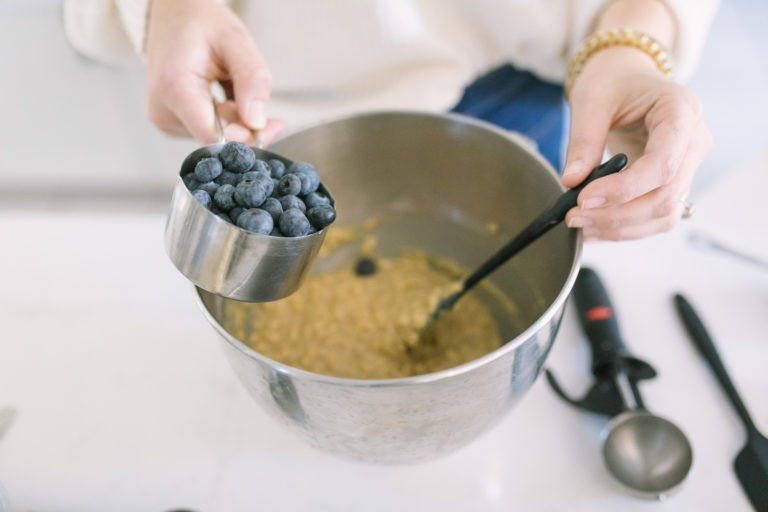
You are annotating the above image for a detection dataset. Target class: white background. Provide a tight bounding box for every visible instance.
[0,1,767,511]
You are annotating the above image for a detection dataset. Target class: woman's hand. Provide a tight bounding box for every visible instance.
[563,46,712,241]
[562,0,713,243]
[145,0,284,145]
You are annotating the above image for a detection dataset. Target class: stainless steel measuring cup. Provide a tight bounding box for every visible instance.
[164,101,334,302]
[602,400,693,499]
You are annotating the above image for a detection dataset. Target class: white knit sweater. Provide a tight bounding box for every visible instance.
[63,0,718,129]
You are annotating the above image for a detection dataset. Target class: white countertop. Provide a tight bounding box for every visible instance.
[0,152,766,512]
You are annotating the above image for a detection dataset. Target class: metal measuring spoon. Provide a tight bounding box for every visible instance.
[602,381,693,499]
[546,267,693,499]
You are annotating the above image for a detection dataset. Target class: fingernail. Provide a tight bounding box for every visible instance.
[246,100,267,129]
[563,160,583,176]
[581,197,606,209]
[567,216,593,228]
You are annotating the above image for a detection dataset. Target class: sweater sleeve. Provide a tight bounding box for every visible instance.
[63,0,149,65]
[115,0,152,57]
[664,0,720,82]
[63,0,136,65]
[566,0,720,84]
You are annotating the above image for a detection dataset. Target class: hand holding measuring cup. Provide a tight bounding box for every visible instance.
[145,0,284,145]
[164,93,336,302]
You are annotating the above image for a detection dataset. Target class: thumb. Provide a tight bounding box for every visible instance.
[562,97,612,188]
[218,32,272,131]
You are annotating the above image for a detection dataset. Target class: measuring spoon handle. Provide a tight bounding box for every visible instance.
[674,293,759,436]
[461,153,627,292]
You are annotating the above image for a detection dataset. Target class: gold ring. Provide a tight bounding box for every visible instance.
[680,193,695,219]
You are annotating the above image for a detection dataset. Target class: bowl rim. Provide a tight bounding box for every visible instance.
[193,110,583,387]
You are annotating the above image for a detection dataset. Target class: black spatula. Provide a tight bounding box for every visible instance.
[420,153,628,329]
[674,294,768,511]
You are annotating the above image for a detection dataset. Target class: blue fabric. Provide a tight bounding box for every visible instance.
[450,64,565,171]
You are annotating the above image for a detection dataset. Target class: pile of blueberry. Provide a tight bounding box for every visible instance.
[182,141,336,237]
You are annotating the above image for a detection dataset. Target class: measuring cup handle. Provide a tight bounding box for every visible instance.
[572,267,629,377]
[211,97,226,144]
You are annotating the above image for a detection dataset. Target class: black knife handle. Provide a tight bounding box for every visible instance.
[572,267,628,377]
[674,293,758,436]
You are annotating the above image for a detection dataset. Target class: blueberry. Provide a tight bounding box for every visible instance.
[270,178,280,197]
[270,226,284,237]
[182,173,200,191]
[269,159,286,178]
[214,184,237,210]
[241,170,270,182]
[234,180,267,208]
[288,161,317,174]
[261,178,276,197]
[303,191,331,209]
[278,208,311,237]
[306,175,321,195]
[236,208,274,234]
[217,212,232,223]
[192,189,212,209]
[277,174,302,196]
[355,257,377,276]
[288,162,320,195]
[279,194,306,213]
[197,181,220,196]
[219,141,256,173]
[261,197,283,223]
[215,171,239,186]
[194,157,223,182]
[229,206,244,222]
[307,205,336,229]
[251,160,271,175]
[296,172,319,195]
[241,171,274,196]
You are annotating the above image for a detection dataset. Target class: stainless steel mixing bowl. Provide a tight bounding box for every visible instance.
[194,111,582,464]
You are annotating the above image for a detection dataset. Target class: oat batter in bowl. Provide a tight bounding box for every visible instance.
[222,245,513,379]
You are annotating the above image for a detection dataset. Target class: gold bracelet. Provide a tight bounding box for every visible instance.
[564,27,674,98]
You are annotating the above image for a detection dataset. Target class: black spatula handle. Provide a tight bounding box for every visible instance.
[674,293,759,436]
[549,153,627,220]
[461,153,627,292]
[572,267,628,377]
